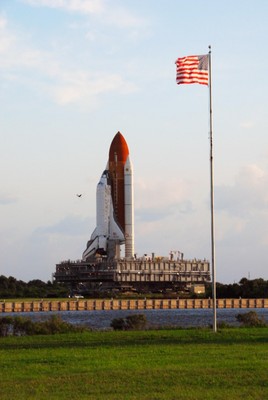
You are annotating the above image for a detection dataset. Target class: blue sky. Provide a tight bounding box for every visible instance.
[0,0,268,283]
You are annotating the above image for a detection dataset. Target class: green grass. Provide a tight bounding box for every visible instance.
[0,328,268,400]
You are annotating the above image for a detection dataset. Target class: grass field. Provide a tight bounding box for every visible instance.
[0,328,267,400]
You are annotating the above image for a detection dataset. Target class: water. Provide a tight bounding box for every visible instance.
[3,308,268,330]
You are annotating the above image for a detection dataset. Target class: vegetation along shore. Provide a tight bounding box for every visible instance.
[0,275,268,299]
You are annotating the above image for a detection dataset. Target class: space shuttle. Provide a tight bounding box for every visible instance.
[83,132,134,261]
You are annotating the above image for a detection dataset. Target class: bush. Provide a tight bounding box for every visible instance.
[110,317,127,330]
[125,314,147,330]
[13,316,36,335]
[111,314,147,331]
[217,321,232,329]
[236,311,267,327]
[39,315,85,334]
[0,316,13,336]
[0,315,88,336]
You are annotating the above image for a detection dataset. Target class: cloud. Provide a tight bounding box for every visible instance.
[212,163,268,281]
[215,163,268,246]
[0,13,138,106]
[22,0,104,14]
[135,177,190,207]
[0,15,6,29]
[35,214,92,236]
[0,14,49,70]
[101,5,148,30]
[134,177,195,223]
[23,0,148,30]
[0,214,93,281]
[0,194,18,205]
[216,164,268,217]
[240,121,254,129]
[0,15,15,54]
[50,71,138,105]
[136,200,194,223]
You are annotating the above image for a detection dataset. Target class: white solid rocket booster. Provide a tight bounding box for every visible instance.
[124,156,134,258]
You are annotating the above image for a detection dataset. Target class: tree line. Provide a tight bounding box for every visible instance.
[0,275,268,299]
[206,278,268,299]
[0,275,68,299]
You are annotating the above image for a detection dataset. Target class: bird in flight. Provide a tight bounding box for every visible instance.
[76,194,82,198]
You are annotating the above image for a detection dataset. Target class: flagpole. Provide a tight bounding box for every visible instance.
[208,46,217,333]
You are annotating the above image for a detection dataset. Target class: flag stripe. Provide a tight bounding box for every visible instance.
[175,54,209,85]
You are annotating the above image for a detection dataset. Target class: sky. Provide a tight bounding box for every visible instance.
[0,0,268,284]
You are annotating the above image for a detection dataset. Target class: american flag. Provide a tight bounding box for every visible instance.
[175,54,209,85]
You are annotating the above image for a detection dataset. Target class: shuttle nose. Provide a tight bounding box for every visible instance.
[109,131,129,164]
